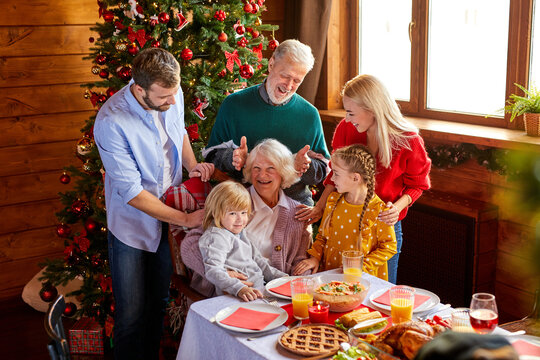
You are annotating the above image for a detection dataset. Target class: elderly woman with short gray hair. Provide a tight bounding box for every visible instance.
[181,138,312,297]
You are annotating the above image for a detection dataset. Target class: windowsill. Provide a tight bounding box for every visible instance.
[319,109,540,152]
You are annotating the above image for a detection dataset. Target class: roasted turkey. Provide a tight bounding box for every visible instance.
[372,320,445,359]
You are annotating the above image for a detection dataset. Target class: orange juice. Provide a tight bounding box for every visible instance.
[292,293,313,319]
[343,267,363,282]
[391,298,413,323]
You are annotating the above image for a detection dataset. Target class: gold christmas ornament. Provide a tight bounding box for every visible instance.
[91,65,101,75]
[115,42,127,51]
[84,90,91,99]
[77,136,95,157]
[83,159,93,173]
[255,17,262,26]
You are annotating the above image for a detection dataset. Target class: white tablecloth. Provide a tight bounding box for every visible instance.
[176,271,455,360]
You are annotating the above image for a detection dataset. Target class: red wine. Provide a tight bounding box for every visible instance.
[470,309,498,334]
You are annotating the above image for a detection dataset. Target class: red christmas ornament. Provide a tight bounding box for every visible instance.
[213,10,226,21]
[106,87,116,98]
[158,12,170,24]
[218,69,227,78]
[236,25,245,35]
[102,10,114,22]
[239,63,254,79]
[181,48,193,61]
[96,54,107,65]
[127,43,139,56]
[117,66,132,81]
[39,284,58,303]
[89,37,95,43]
[56,223,71,238]
[63,302,77,317]
[243,2,253,13]
[151,40,160,48]
[71,200,90,217]
[218,32,228,42]
[99,69,109,79]
[268,39,279,51]
[251,3,260,13]
[237,37,248,48]
[252,30,260,38]
[59,172,71,184]
[97,94,107,104]
[85,218,98,233]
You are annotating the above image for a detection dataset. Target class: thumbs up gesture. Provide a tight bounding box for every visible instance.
[232,136,248,171]
[294,144,311,175]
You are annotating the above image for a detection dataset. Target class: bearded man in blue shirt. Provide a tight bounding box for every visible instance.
[94,48,214,360]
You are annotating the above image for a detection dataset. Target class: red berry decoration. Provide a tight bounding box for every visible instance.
[96,54,107,65]
[218,32,228,42]
[218,69,227,78]
[127,43,139,56]
[117,66,132,81]
[268,39,279,51]
[236,25,245,35]
[243,2,253,13]
[151,40,160,48]
[98,69,109,79]
[63,302,77,317]
[158,12,170,24]
[39,283,58,303]
[56,223,71,238]
[237,37,249,47]
[213,10,226,21]
[102,10,114,22]
[181,48,193,61]
[59,172,71,184]
[239,63,254,79]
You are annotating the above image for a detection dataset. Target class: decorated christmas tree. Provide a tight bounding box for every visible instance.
[39,0,278,331]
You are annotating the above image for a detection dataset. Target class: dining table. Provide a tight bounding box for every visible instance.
[175,270,456,360]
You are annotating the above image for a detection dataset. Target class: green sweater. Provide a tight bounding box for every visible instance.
[207,85,329,157]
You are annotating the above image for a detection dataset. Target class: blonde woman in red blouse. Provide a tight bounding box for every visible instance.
[296,74,431,284]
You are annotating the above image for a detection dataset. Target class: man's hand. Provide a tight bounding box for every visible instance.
[181,208,206,228]
[188,162,215,182]
[292,257,319,275]
[238,286,263,302]
[227,269,254,287]
[294,145,311,175]
[232,136,248,171]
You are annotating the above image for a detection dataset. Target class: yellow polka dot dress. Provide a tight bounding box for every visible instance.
[307,192,397,280]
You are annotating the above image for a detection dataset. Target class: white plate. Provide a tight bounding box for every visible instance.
[265,276,299,300]
[215,303,288,334]
[368,287,440,314]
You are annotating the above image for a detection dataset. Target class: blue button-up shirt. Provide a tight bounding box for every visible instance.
[94,80,186,252]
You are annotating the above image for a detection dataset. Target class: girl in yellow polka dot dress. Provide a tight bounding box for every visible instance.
[293,144,397,280]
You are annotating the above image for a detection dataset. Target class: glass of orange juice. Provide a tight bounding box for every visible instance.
[389,285,415,324]
[342,250,364,281]
[291,278,314,320]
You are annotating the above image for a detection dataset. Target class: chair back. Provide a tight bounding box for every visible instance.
[44,295,71,360]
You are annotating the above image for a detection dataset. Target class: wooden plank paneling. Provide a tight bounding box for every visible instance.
[496,282,535,322]
[0,200,62,235]
[496,251,539,292]
[0,257,49,300]
[0,227,63,263]
[0,112,91,147]
[0,84,95,118]
[0,55,95,88]
[0,171,74,207]
[0,141,79,177]
[0,26,95,57]
[1,0,99,26]
[498,220,535,258]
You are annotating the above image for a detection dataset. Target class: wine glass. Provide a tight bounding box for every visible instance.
[469,293,498,334]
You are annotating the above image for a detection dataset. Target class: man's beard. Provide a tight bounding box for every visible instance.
[266,77,294,105]
[143,94,170,112]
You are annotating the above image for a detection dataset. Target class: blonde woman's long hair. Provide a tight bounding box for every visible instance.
[342,74,418,168]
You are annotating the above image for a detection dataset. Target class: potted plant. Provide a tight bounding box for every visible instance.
[504,83,540,137]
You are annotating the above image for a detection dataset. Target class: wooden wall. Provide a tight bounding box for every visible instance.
[0,0,98,299]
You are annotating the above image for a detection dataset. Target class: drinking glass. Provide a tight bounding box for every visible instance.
[342,250,364,281]
[389,285,415,324]
[451,307,474,333]
[291,278,314,320]
[469,293,498,334]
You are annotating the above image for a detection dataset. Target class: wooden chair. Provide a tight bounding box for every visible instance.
[44,295,71,360]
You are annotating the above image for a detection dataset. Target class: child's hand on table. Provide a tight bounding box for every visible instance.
[238,286,263,302]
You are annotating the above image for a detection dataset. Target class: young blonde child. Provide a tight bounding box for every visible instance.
[199,180,287,302]
[293,144,397,280]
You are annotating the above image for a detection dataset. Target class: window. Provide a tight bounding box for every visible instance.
[356,0,538,128]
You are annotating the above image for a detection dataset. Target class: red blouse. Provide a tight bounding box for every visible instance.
[324,119,431,221]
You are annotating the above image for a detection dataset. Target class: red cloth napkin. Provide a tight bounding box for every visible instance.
[220,307,280,330]
[372,290,431,310]
[511,339,540,356]
[268,281,292,297]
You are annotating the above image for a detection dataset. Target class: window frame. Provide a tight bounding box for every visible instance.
[321,0,535,129]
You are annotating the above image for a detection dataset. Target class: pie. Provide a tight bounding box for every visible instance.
[279,324,349,356]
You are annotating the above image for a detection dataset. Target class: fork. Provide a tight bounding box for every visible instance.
[262,296,280,308]
[418,303,451,321]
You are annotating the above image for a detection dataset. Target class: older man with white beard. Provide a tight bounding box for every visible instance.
[204,39,329,207]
